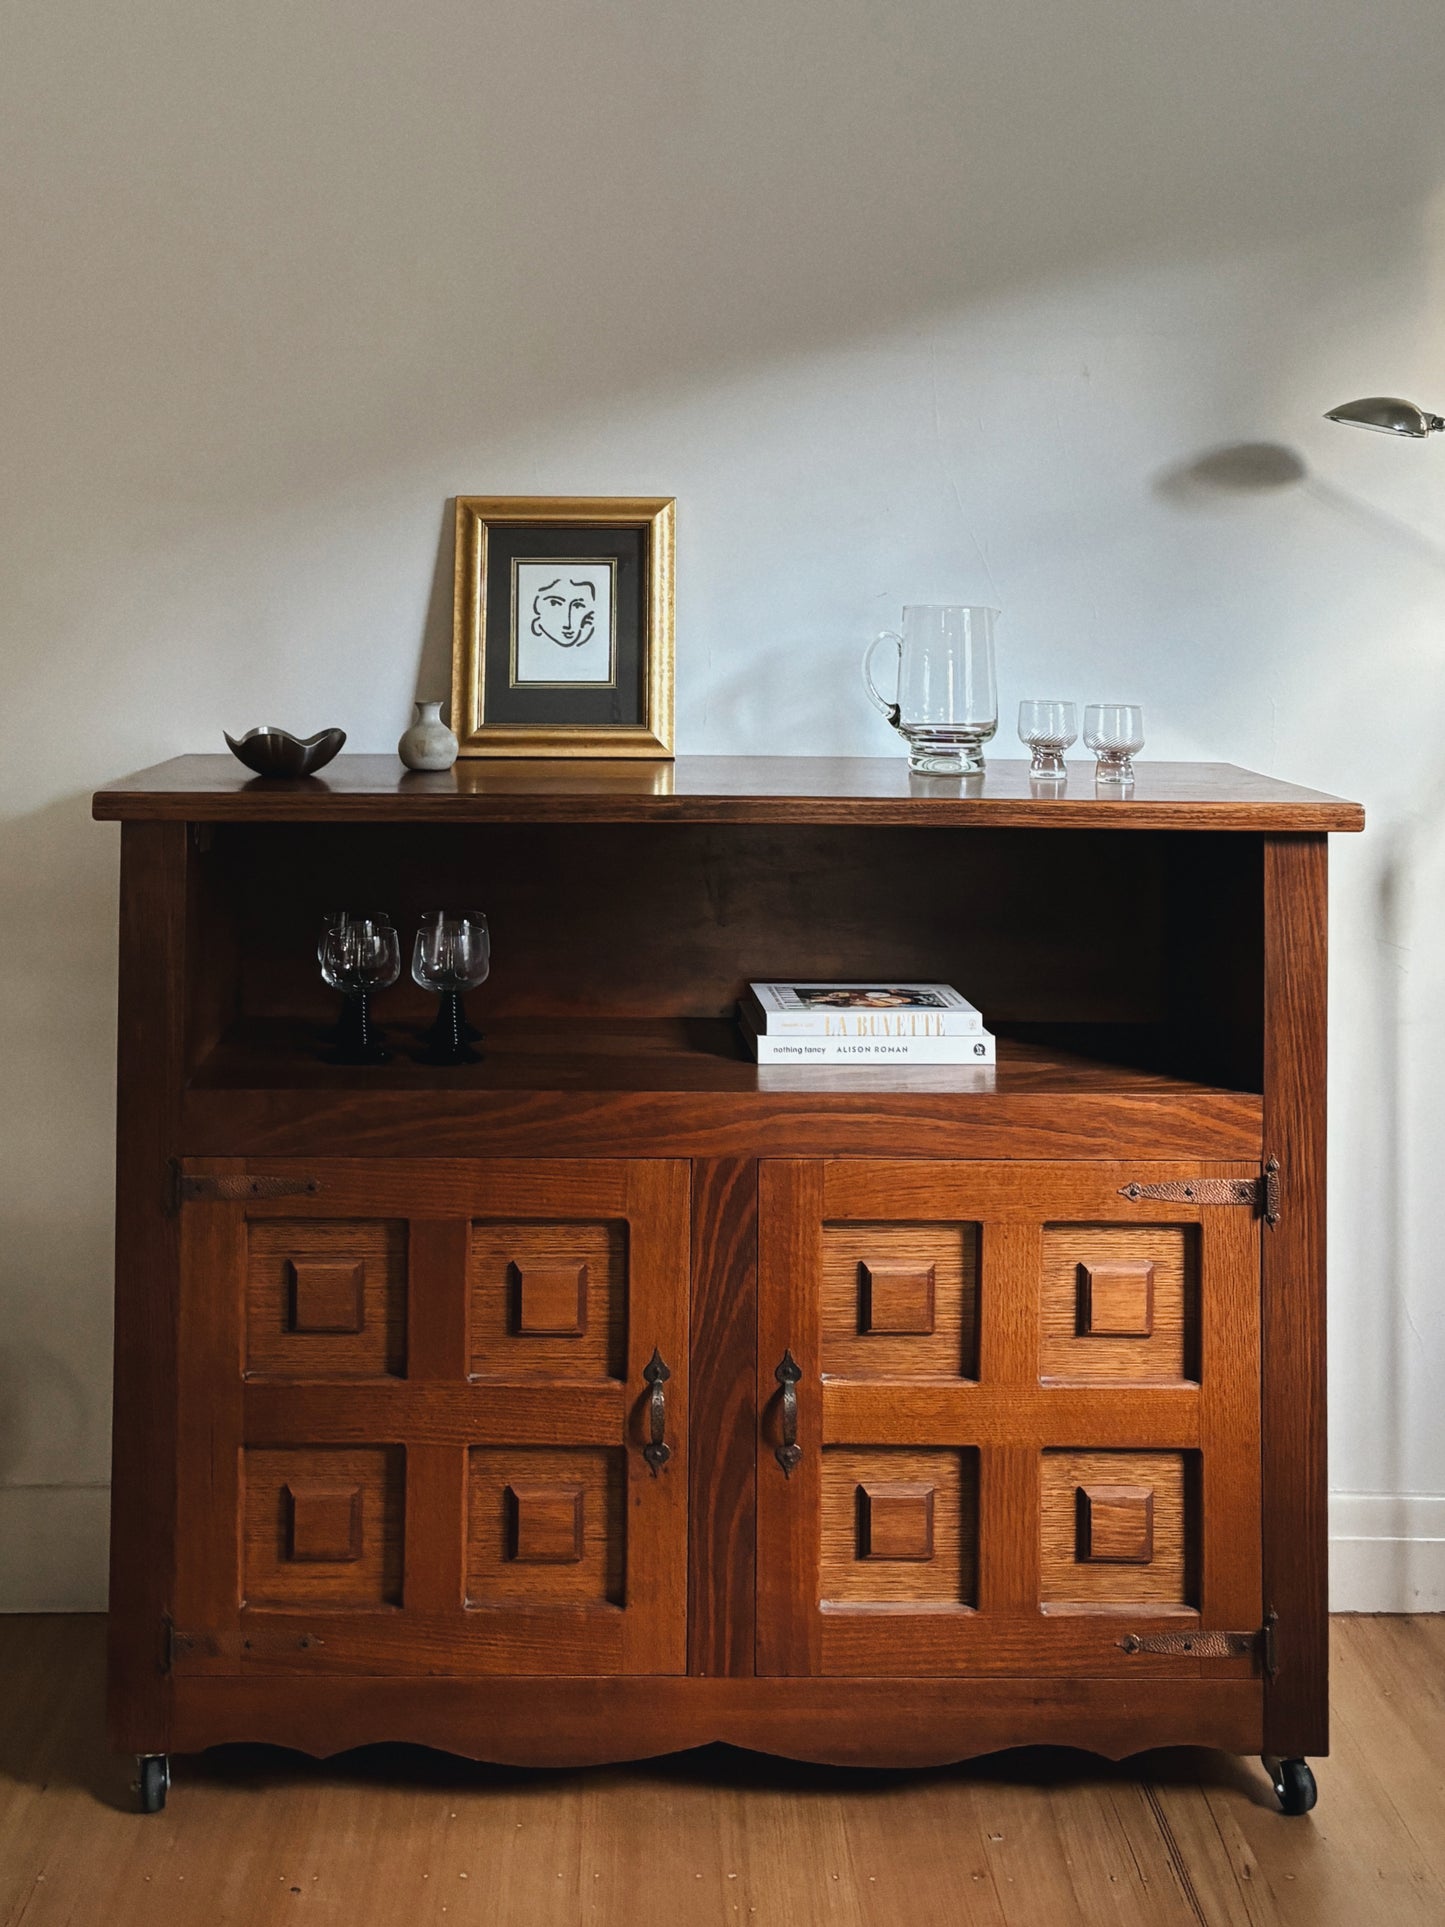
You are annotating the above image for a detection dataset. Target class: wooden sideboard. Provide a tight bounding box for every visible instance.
[93,756,1363,1815]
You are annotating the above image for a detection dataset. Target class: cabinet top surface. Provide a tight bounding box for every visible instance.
[92,754,1364,830]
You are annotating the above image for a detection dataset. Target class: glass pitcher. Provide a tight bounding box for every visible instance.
[863,605,999,773]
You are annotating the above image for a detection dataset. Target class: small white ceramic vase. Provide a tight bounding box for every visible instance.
[398,699,459,772]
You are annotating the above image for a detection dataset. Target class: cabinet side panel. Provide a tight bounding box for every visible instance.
[1262,833,1328,1757]
[689,1159,757,1675]
[108,821,189,1749]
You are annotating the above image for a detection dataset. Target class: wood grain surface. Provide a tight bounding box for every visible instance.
[98,776,1343,1785]
[469,1220,626,1381]
[465,1447,624,1605]
[106,823,188,1751]
[2,1616,1437,1927]
[687,1159,758,1677]
[1040,1224,1196,1384]
[762,1159,1261,1684]
[181,1020,1267,1165]
[820,1448,979,1605]
[170,1157,691,1683]
[92,753,1365,829]
[1261,834,1331,1759]
[1039,1451,1187,1607]
[245,1219,407,1380]
[211,822,1175,1025]
[822,1219,979,1380]
[242,1446,405,1607]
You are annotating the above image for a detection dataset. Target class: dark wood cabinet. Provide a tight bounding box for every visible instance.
[93,755,1362,1800]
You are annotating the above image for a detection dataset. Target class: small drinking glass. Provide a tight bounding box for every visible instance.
[1083,704,1145,786]
[412,911,490,1063]
[1017,700,1078,779]
[319,912,401,1063]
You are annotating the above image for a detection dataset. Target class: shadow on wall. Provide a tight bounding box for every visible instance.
[0,1339,95,1486]
[1154,443,1309,498]
[414,501,457,707]
[0,793,118,1495]
[5,1,1445,516]
[1156,440,1445,571]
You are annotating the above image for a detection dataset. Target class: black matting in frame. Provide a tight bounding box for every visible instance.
[483,525,646,728]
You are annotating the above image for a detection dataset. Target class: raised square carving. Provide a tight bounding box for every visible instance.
[288,1259,366,1334]
[506,1483,585,1563]
[1077,1260,1154,1338]
[1076,1483,1155,1563]
[1040,1226,1196,1385]
[468,1449,624,1604]
[247,1221,406,1379]
[859,1482,935,1560]
[822,1224,978,1380]
[286,1481,363,1562]
[822,1449,977,1603]
[514,1263,588,1336]
[245,1446,403,1605]
[471,1224,624,1380]
[859,1263,936,1336]
[1042,1451,1190,1607]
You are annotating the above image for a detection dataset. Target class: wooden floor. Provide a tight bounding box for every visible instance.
[1,1617,1441,1927]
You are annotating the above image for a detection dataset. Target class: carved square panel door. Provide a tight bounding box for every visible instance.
[757,1162,1262,1679]
[172,1158,689,1676]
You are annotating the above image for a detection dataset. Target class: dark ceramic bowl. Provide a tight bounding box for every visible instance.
[223,726,347,778]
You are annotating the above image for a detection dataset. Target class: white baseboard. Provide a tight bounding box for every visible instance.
[1330,1494,1445,1612]
[0,1484,1439,1615]
[0,1485,109,1612]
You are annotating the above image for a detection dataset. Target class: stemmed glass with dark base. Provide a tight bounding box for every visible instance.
[317,910,350,1053]
[412,911,490,1064]
[320,912,401,1063]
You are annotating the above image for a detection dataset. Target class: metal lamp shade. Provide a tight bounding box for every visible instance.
[1324,395,1445,437]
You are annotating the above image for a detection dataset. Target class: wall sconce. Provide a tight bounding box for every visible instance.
[1325,396,1445,438]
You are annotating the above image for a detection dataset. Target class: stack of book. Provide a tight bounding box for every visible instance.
[739,981,995,1064]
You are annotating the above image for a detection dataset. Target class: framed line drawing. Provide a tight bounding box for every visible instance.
[451,496,675,758]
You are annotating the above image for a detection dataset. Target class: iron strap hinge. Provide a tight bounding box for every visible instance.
[1119,1612,1278,1677]
[1117,1156,1280,1227]
[162,1618,204,1672]
[167,1161,322,1210]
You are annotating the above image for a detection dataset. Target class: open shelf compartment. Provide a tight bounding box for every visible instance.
[175,819,1265,1158]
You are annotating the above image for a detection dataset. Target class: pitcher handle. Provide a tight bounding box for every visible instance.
[863,631,903,729]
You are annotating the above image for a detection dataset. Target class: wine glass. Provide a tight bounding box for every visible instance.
[1083,703,1145,786]
[412,911,490,1063]
[1017,700,1078,779]
[317,909,345,962]
[316,910,348,1044]
[319,911,401,1063]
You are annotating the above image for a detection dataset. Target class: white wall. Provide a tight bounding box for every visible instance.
[3,0,1444,1611]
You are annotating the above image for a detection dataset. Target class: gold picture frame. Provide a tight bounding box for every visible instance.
[451,495,675,758]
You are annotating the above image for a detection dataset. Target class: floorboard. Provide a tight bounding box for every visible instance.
[1,1616,1441,1927]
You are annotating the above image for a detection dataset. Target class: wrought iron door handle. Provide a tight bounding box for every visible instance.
[775,1349,803,1478]
[642,1347,671,1475]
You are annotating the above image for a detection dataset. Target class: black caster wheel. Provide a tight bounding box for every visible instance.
[137,1754,170,1814]
[1264,1756,1317,1816]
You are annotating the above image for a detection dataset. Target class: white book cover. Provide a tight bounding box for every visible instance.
[745,980,982,1036]
[745,1025,996,1065]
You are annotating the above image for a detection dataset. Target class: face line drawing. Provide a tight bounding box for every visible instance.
[531,575,598,649]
